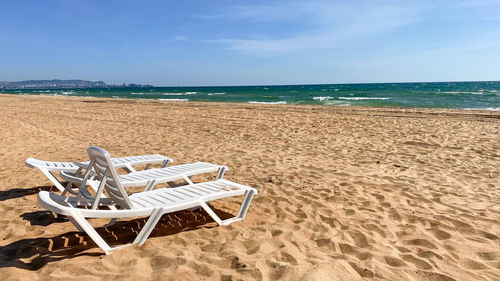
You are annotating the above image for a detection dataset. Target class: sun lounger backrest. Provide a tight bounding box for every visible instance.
[87,146,134,209]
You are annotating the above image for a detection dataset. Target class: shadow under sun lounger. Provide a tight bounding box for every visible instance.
[1,207,233,270]
[0,185,55,202]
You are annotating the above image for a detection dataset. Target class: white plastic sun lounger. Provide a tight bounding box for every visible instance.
[26,154,173,193]
[37,147,257,254]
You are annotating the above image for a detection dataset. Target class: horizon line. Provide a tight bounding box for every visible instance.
[152,80,500,88]
[2,79,499,89]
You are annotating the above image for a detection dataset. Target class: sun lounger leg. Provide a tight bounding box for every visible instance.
[144,180,156,191]
[216,167,227,180]
[62,182,70,196]
[199,201,223,225]
[104,218,117,227]
[161,159,171,168]
[133,208,164,246]
[199,189,256,226]
[69,211,113,254]
[40,169,65,192]
[236,189,256,220]
[68,217,85,232]
[121,163,136,173]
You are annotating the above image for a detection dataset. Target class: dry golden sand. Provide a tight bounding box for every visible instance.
[0,94,499,280]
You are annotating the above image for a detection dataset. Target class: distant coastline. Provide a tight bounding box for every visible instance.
[0,79,152,89]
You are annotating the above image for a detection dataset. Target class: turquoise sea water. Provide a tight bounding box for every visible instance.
[1,81,499,110]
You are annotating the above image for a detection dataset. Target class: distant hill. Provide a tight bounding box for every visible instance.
[0,79,152,89]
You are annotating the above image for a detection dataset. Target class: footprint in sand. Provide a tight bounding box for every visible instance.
[416,249,443,260]
[366,223,388,236]
[462,258,489,270]
[414,270,457,281]
[477,252,498,261]
[278,251,299,265]
[384,256,407,267]
[348,262,374,278]
[339,243,372,261]
[350,231,370,248]
[426,227,452,240]
[315,238,332,248]
[400,254,433,270]
[403,238,437,249]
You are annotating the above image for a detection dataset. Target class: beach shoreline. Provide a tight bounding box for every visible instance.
[2,80,499,110]
[0,94,498,280]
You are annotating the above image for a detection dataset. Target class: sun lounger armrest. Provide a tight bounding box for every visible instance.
[25,158,44,169]
[71,161,89,169]
[70,161,92,179]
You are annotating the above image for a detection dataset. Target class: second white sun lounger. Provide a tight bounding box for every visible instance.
[60,161,228,194]
[37,146,257,254]
[26,154,173,192]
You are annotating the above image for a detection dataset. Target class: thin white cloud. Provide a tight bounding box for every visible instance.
[416,41,500,56]
[191,2,309,21]
[163,35,188,42]
[202,1,421,53]
[452,0,500,8]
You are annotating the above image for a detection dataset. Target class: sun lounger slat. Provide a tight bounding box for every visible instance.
[148,195,167,205]
[175,189,196,199]
[157,194,176,203]
[112,159,126,165]
[165,189,186,199]
[199,184,219,192]
[131,199,146,208]
[186,185,211,194]
[160,190,184,201]
[134,197,156,207]
[182,186,203,196]
[206,182,229,191]
[164,166,184,173]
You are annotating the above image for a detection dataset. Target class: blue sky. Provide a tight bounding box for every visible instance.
[1,0,499,86]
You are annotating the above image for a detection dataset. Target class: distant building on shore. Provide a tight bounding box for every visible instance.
[0,79,152,89]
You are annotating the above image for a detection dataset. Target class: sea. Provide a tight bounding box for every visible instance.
[1,81,499,110]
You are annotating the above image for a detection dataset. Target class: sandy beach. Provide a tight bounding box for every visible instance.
[0,94,498,280]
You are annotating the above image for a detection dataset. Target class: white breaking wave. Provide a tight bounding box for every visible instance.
[443,91,484,95]
[131,92,146,95]
[338,97,390,100]
[248,101,286,104]
[207,92,226,95]
[463,107,500,111]
[313,96,333,101]
[163,92,198,95]
[158,98,189,101]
